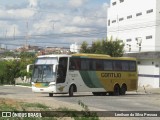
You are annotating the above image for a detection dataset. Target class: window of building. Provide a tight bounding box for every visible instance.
[112,20,116,23]
[146,35,152,39]
[112,2,117,6]
[126,39,132,42]
[136,12,142,17]
[120,0,124,3]
[108,19,110,26]
[146,9,153,14]
[127,15,132,19]
[119,17,124,21]
[137,61,141,64]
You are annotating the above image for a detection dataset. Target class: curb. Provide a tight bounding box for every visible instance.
[3,85,32,88]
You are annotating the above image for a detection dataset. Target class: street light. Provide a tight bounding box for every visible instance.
[136,37,142,52]
[126,44,131,52]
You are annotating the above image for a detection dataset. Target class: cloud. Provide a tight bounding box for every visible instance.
[102,3,109,10]
[32,13,65,34]
[69,0,89,7]
[28,0,38,8]
[7,9,36,18]
[0,0,108,48]
[0,22,20,37]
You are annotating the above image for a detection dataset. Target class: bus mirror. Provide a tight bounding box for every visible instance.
[27,64,33,72]
[53,65,57,73]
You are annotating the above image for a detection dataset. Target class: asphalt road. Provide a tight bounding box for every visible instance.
[0,86,160,111]
[54,93,160,111]
[0,86,160,119]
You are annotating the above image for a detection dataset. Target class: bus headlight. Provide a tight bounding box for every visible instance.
[49,83,55,87]
[31,82,35,87]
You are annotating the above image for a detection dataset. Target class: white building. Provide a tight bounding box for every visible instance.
[70,43,80,53]
[107,0,160,52]
[107,0,160,88]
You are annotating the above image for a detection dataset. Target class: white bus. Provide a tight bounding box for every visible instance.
[30,54,138,97]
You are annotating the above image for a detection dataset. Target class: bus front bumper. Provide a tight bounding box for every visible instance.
[32,86,57,93]
[31,82,57,93]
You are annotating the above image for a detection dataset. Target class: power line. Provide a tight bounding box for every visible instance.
[0,29,107,40]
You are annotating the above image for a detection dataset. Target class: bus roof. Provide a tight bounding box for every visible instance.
[37,54,136,61]
[72,53,136,61]
[37,54,71,58]
[72,53,110,58]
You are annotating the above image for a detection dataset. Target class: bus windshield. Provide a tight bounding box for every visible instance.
[32,65,56,82]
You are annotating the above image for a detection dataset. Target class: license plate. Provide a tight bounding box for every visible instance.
[40,89,44,91]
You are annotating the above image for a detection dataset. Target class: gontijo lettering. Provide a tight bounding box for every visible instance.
[101,73,121,78]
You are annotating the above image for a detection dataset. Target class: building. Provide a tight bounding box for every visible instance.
[124,52,160,88]
[107,0,160,52]
[107,0,160,88]
[70,43,80,53]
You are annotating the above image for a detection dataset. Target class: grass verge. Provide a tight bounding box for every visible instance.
[0,98,99,120]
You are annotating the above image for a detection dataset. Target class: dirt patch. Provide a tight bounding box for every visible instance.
[0,98,23,110]
[0,98,51,111]
[0,98,19,105]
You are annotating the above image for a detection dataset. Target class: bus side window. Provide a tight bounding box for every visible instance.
[113,61,122,71]
[104,61,113,71]
[96,60,103,71]
[129,61,136,71]
[69,58,81,70]
[122,61,129,71]
[90,59,96,70]
[81,59,90,70]
[69,59,76,70]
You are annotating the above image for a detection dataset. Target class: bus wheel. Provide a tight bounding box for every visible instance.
[49,93,53,97]
[108,92,113,96]
[92,92,98,96]
[69,85,74,97]
[100,92,107,96]
[120,84,127,95]
[92,92,106,96]
[113,84,120,96]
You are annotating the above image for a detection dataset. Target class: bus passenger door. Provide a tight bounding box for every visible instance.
[56,57,68,92]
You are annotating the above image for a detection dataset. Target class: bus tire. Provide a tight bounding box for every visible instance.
[49,93,53,97]
[108,92,113,96]
[120,84,127,95]
[92,92,99,96]
[100,92,107,96]
[69,85,74,97]
[113,84,120,96]
[92,92,106,96]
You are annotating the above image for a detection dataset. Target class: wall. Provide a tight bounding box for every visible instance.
[155,0,160,51]
[138,59,160,88]
[107,0,157,52]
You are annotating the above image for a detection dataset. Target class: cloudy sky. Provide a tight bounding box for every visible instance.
[0,0,109,49]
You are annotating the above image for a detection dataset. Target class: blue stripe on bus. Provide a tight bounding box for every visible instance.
[138,74,160,78]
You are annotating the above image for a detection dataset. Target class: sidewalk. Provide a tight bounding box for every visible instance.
[136,86,160,94]
[4,85,32,88]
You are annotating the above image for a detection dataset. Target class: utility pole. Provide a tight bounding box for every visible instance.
[5,29,7,40]
[5,29,7,50]
[25,21,29,49]
[13,26,15,40]
[25,21,28,48]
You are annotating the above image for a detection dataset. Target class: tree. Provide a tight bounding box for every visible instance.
[3,60,20,85]
[0,52,36,85]
[80,37,125,57]
[90,40,102,54]
[80,41,89,53]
